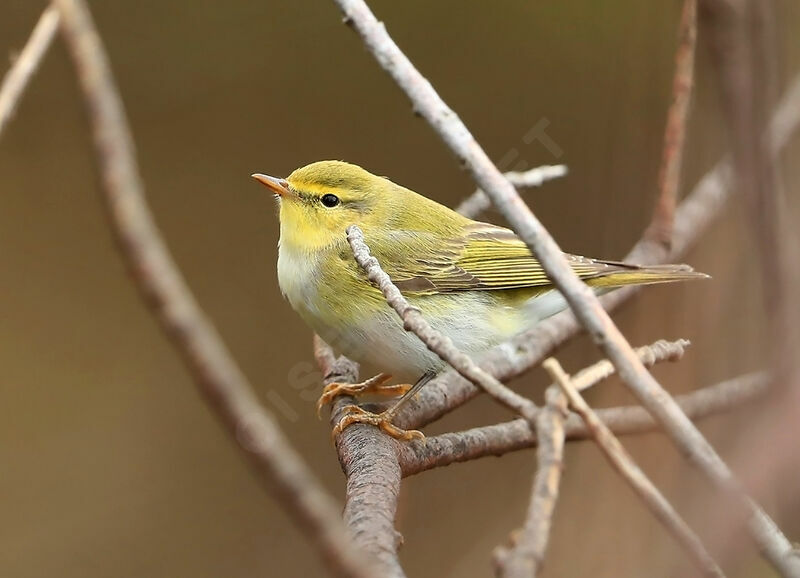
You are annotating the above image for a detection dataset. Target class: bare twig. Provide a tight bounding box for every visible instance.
[552,358,725,578]
[495,373,567,578]
[400,372,768,476]
[456,165,567,219]
[0,4,59,141]
[314,337,407,578]
[55,2,376,576]
[333,3,797,568]
[645,0,698,248]
[346,224,540,424]
[570,339,690,392]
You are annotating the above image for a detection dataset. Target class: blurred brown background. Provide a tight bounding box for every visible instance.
[2,1,799,577]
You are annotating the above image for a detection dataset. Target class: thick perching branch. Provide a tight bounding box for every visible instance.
[53,1,376,577]
[333,1,799,574]
[314,337,407,578]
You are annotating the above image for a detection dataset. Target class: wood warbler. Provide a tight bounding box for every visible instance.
[252,160,706,440]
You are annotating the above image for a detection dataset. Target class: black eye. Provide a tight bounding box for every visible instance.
[321,194,340,208]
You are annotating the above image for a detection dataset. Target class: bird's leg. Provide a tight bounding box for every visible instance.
[332,371,436,441]
[316,373,411,418]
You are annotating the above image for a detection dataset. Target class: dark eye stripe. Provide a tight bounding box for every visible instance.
[321,194,340,207]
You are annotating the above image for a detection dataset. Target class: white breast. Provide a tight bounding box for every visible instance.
[277,241,322,319]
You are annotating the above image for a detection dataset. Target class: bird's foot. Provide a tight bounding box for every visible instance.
[332,405,424,442]
[316,373,411,418]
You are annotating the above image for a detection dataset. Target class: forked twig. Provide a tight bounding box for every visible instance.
[0,4,60,141]
[550,358,725,578]
[55,1,376,576]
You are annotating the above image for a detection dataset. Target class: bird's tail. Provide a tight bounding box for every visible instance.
[585,262,710,289]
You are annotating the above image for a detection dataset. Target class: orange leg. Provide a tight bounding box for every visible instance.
[332,405,424,441]
[315,373,412,418]
[328,371,436,442]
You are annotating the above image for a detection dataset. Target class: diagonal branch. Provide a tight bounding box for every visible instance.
[0,4,60,141]
[54,1,376,576]
[333,3,797,572]
[551,358,725,578]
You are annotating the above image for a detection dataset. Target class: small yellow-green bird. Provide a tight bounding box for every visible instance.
[253,161,705,440]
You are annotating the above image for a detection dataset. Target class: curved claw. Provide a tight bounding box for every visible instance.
[332,405,425,442]
[315,373,396,418]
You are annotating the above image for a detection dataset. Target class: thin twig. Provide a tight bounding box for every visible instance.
[571,338,690,392]
[645,0,698,248]
[346,225,539,424]
[495,375,567,578]
[333,4,797,569]
[0,4,60,141]
[456,165,567,219]
[55,2,376,576]
[399,371,768,476]
[551,358,726,578]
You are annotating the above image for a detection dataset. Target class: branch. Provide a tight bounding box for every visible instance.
[456,165,567,220]
[314,337,407,578]
[551,358,725,578]
[400,374,767,479]
[55,2,376,576]
[645,0,698,248]
[346,224,540,424]
[495,375,567,578]
[0,4,59,141]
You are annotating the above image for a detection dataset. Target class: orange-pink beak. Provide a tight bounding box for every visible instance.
[251,173,291,197]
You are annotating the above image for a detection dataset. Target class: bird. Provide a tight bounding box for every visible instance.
[252,160,706,440]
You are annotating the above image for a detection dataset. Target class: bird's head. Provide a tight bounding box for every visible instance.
[253,160,404,252]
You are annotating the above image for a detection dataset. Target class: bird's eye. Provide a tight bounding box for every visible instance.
[321,194,340,208]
